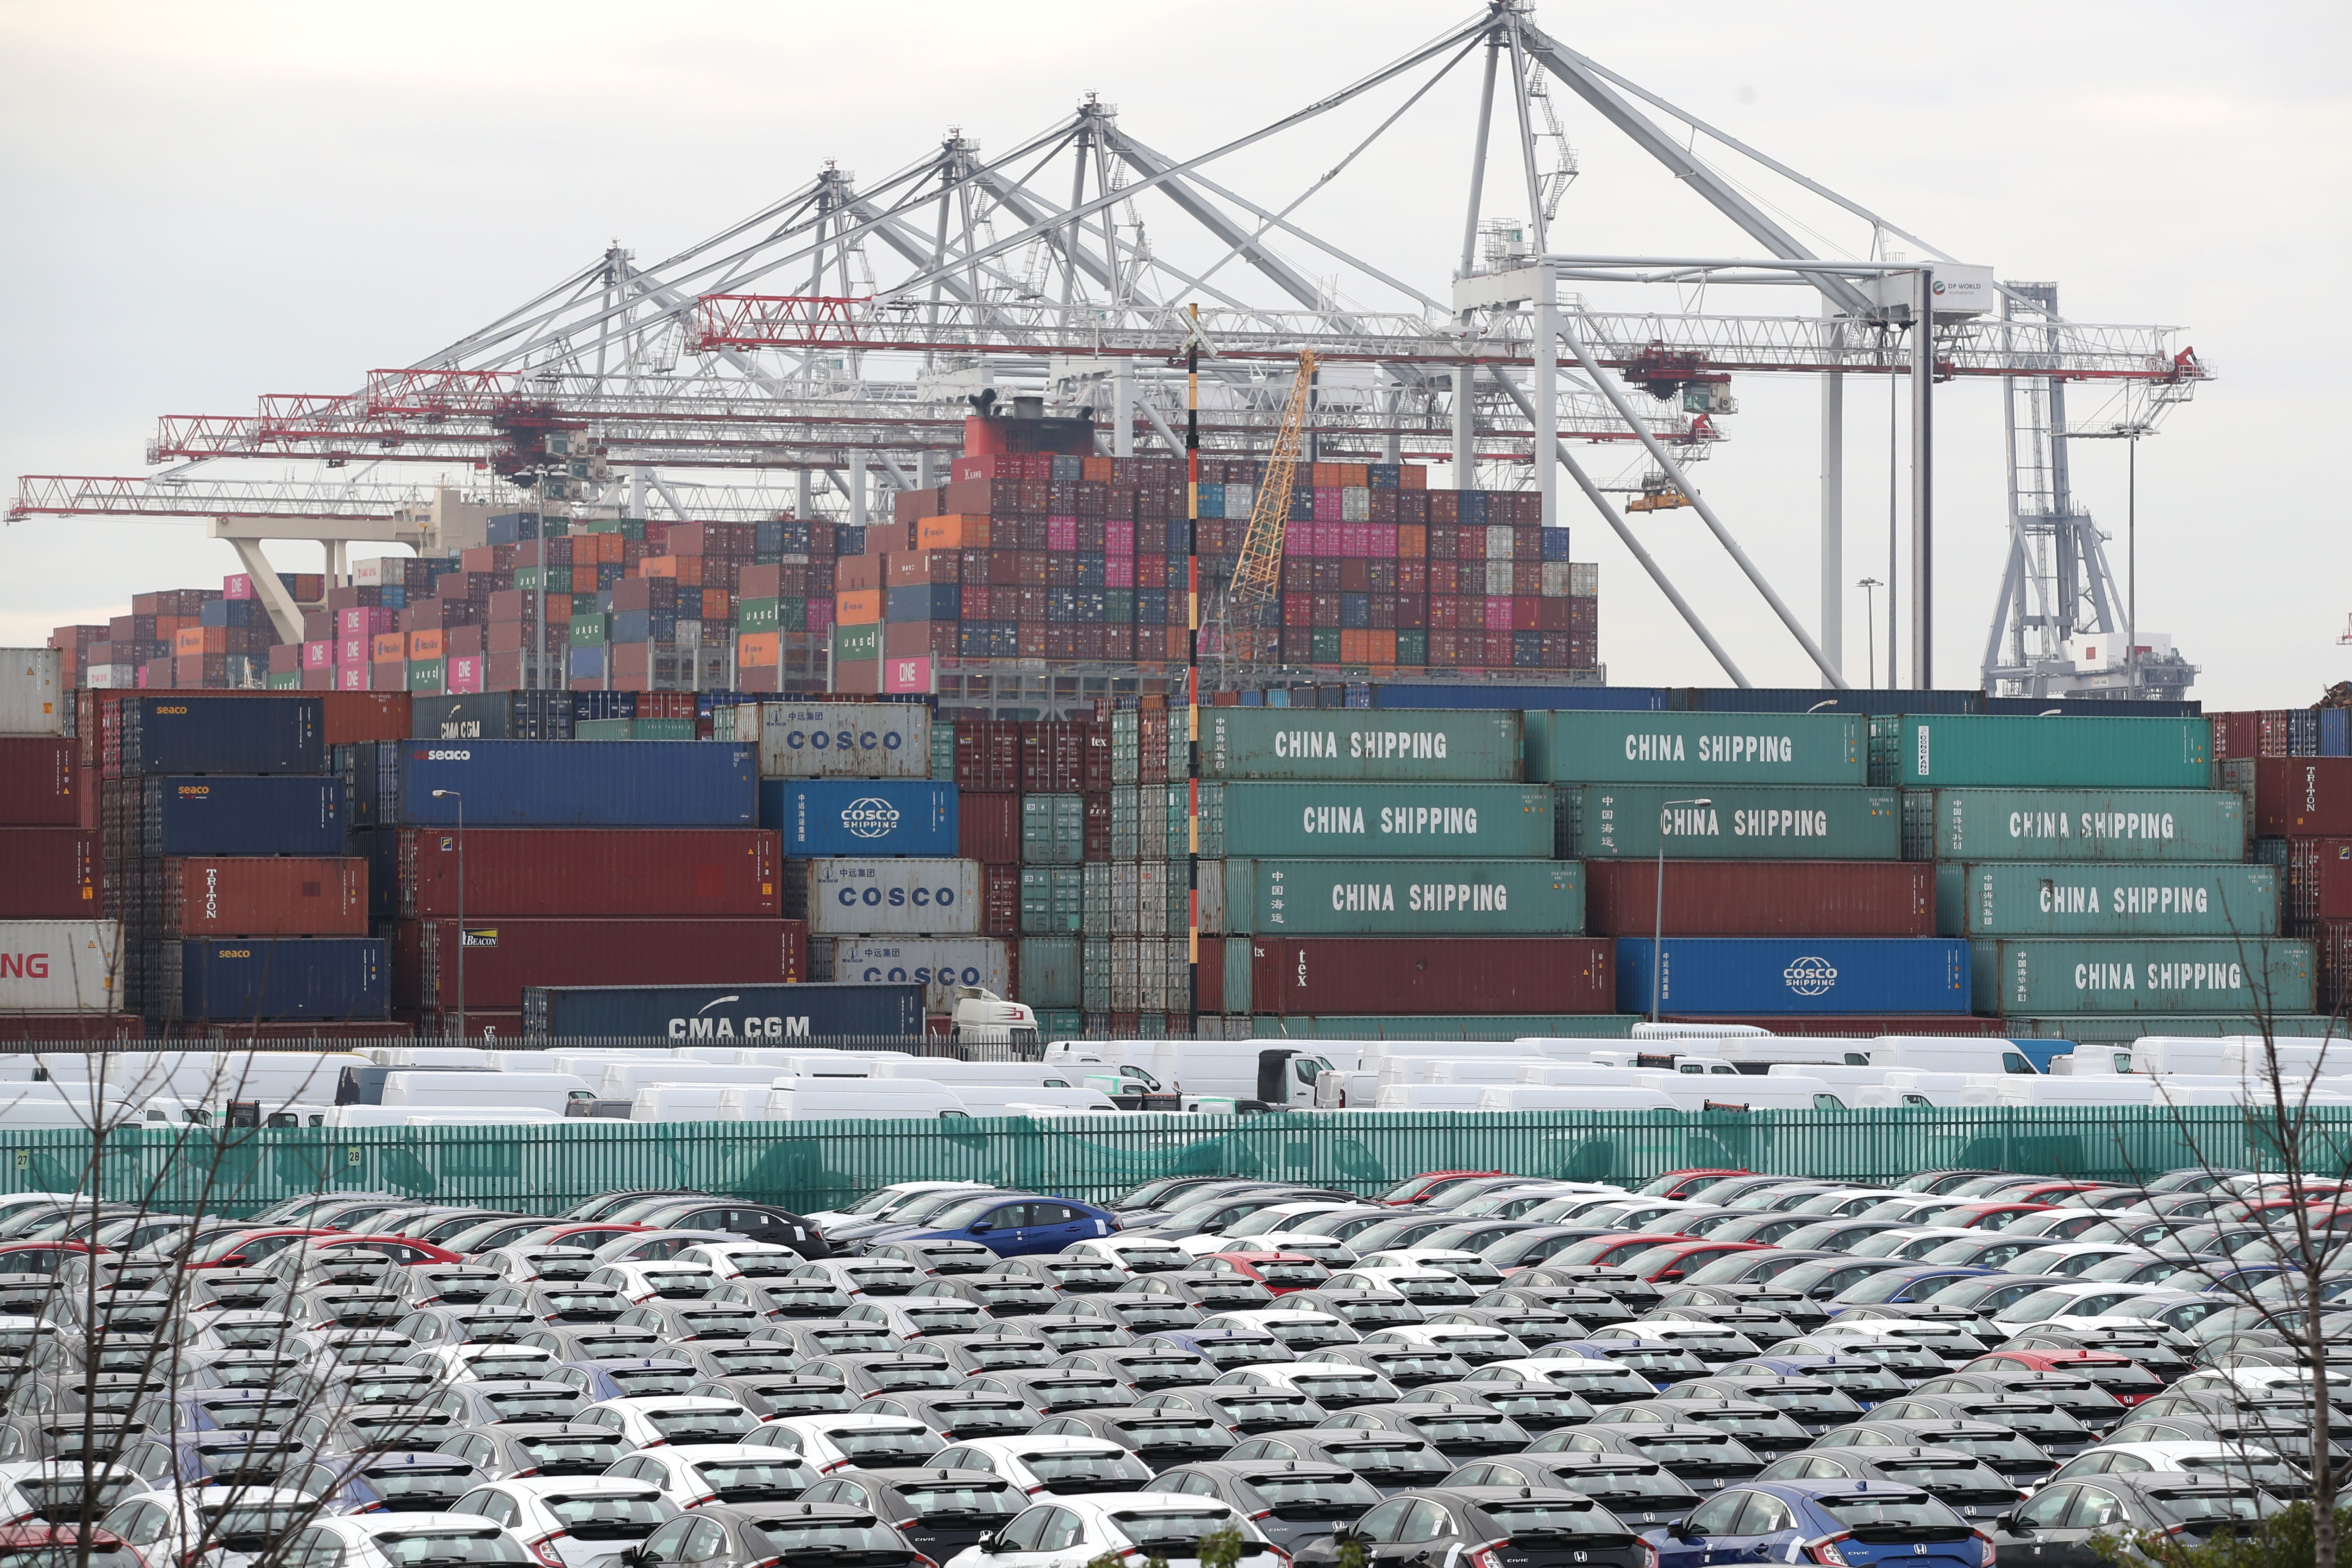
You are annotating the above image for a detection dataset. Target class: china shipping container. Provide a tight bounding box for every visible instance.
[1934,862,2280,939]
[1196,782,1554,860]
[409,691,575,741]
[1019,936,1081,1010]
[813,937,1011,1015]
[783,858,984,936]
[1875,714,2211,789]
[394,917,808,1011]
[158,937,388,1021]
[1559,784,1900,861]
[2253,758,2352,837]
[142,777,349,858]
[1900,788,2248,863]
[156,857,369,936]
[523,980,924,1040]
[1970,937,2316,1016]
[2287,840,2352,930]
[353,741,757,827]
[0,920,123,1012]
[956,791,1022,866]
[0,739,77,824]
[1614,936,1972,1016]
[1203,858,1583,936]
[119,695,325,775]
[1523,710,1866,786]
[0,650,62,736]
[0,831,99,918]
[396,828,781,918]
[1201,709,1523,782]
[754,702,932,779]
[1203,935,1615,1016]
[1583,861,1934,937]
[759,779,957,857]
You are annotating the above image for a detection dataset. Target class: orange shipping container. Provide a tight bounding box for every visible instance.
[736,632,781,668]
[174,626,228,656]
[835,588,883,626]
[641,556,681,579]
[409,628,445,661]
[1399,524,1427,559]
[1368,630,1397,664]
[570,565,599,593]
[1340,629,1371,663]
[834,554,882,591]
[1401,466,1427,490]
[916,514,992,551]
[701,588,731,621]
[371,631,406,663]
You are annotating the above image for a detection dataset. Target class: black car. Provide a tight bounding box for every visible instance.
[1034,1409,1238,1467]
[1810,1418,2058,1487]
[1908,1368,2127,1435]
[1405,1380,1592,1433]
[1043,1297,1204,1334]
[802,1353,965,1401]
[1526,1422,1762,1493]
[1277,1291,1428,1331]
[1141,1460,1385,1553]
[1297,1486,1651,1568]
[1508,1268,1662,1311]
[867,1392,1039,1441]
[801,1468,1027,1561]
[1053,1346,1220,1393]
[622,1200,830,1259]
[1761,1444,2026,1521]
[687,1374,856,1420]
[1986,1475,2280,1566]
[1319,1402,1532,1462]
[1868,1392,2095,1459]
[628,1501,923,1568]
[1591,1397,1811,1461]
[1138,1387,1328,1437]
[1465,1357,1656,1409]
[1676,1374,1864,1437]
[1223,1430,1454,1496]
[967,1370,1137,1420]
[1202,1310,1359,1356]
[910,1276,1061,1319]
[1442,1452,1703,1531]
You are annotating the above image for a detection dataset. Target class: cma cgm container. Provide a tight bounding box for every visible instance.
[142,777,348,858]
[523,981,924,1040]
[156,857,368,936]
[363,741,757,827]
[1524,710,1866,785]
[0,831,99,918]
[0,920,121,1012]
[755,702,931,779]
[0,739,77,825]
[759,780,957,857]
[1203,936,1615,1016]
[1901,788,2248,863]
[1559,785,1899,860]
[814,937,1010,1014]
[396,828,780,918]
[1936,862,2281,938]
[1615,936,1972,1016]
[394,917,807,1010]
[2253,758,2352,836]
[1202,709,1522,782]
[1970,937,2317,1016]
[1197,783,1554,860]
[160,937,388,1021]
[786,858,984,936]
[1205,859,1583,936]
[409,691,574,741]
[1878,714,2211,788]
[119,695,324,775]
[1584,861,1934,937]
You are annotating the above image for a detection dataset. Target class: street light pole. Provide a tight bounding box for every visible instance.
[1652,797,1714,1025]
[1857,578,1883,688]
[432,789,465,1040]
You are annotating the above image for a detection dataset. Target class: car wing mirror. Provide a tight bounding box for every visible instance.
[977,1533,1002,1554]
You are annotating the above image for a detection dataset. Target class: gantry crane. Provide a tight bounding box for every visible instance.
[1216,351,1317,668]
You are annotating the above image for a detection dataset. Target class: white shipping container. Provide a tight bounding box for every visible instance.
[0,651,63,737]
[0,921,123,1013]
[757,702,931,779]
[798,858,983,936]
[814,937,1009,1014]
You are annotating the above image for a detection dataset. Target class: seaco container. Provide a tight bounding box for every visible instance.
[1615,936,1972,1016]
[1203,936,1615,1016]
[814,937,1011,1015]
[754,702,931,780]
[524,981,924,1040]
[787,858,984,936]
[396,828,780,918]
[161,937,388,1020]
[1524,710,1866,786]
[0,920,122,1012]
[759,779,957,857]
[1583,861,1934,937]
[119,695,325,775]
[1935,862,2281,939]
[157,857,369,937]
[2253,758,2352,836]
[361,741,757,827]
[1205,859,1583,936]
[0,831,99,918]
[0,651,62,736]
[1202,708,1522,782]
[0,739,77,825]
[142,777,348,858]
[1197,783,1554,860]
[409,691,574,741]
[394,917,807,1011]
[1875,714,2211,788]
[1970,937,2316,1016]
[1558,784,1899,860]
[1900,788,2248,863]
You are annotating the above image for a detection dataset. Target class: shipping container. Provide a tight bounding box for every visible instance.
[1654,1014,2017,1039]
[814,937,1010,1014]
[1614,936,1973,1016]
[0,739,77,825]
[142,777,349,858]
[2288,840,2352,930]
[1875,714,2211,788]
[1202,935,1614,1016]
[1020,867,1085,936]
[356,741,757,827]
[1238,1013,1641,1041]
[1970,937,2316,1016]
[1019,936,1082,1010]
[0,830,99,918]
[0,651,62,736]
[1936,862,2280,938]
[754,702,931,779]
[408,691,574,741]
[1021,793,1086,866]
[397,828,780,918]
[1205,859,1583,935]
[159,937,388,1021]
[758,779,957,857]
[394,917,807,1010]
[522,981,923,1040]
[0,1013,143,1043]
[1201,708,1522,782]
[1196,782,1553,860]
[1583,860,1934,937]
[785,858,984,936]
[0,920,122,1012]
[1371,683,1664,712]
[156,857,368,936]
[2005,1014,2345,1046]
[1559,784,1899,860]
[1901,788,2247,863]
[2252,758,2352,837]
[1524,710,1866,785]
[957,791,1022,866]
[120,695,324,775]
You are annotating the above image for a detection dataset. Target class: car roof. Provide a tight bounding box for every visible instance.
[496,1476,665,1497]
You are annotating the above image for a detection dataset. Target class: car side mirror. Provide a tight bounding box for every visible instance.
[977,1534,1002,1554]
[969,1223,993,1235]
[619,1549,651,1568]
[1994,1514,2022,1534]
[1668,1520,1699,1542]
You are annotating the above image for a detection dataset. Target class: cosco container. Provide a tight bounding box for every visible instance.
[0,739,77,824]
[1524,710,1865,785]
[1936,862,2281,938]
[2253,758,2352,836]
[1019,937,1082,1010]
[0,920,121,1012]
[0,831,99,918]
[142,777,349,858]
[357,741,757,827]
[754,702,931,779]
[1901,788,2247,862]
[1201,936,1615,1016]
[156,857,368,936]
[1197,783,1553,860]
[1583,861,1934,937]
[394,917,807,1010]
[813,937,1010,1014]
[1559,784,1899,860]
[759,780,957,857]
[786,858,983,936]
[119,695,324,775]
[1201,708,1522,782]
[1874,714,2211,788]
[522,981,924,1040]
[1204,859,1583,935]
[160,937,387,1020]
[1615,936,1972,1016]
[1970,937,2316,1016]
[409,691,574,741]
[0,650,62,736]
[396,828,780,918]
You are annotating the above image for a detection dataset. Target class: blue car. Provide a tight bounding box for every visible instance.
[1656,1480,1989,1568]
[867,1192,1119,1257]
[1723,1355,1910,1411]
[1548,1338,1709,1391]
[1828,1267,1996,1307]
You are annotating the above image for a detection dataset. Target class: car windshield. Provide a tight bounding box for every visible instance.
[372,1529,528,1566]
[646,1409,758,1443]
[1621,1434,1745,1464]
[832,1426,944,1462]
[929,1198,1007,1228]
[864,1364,961,1393]
[1480,1502,1633,1543]
[899,1482,1022,1518]
[697,1460,817,1501]
[1481,1391,1590,1425]
[2152,1489,2278,1526]
[203,1504,312,1549]
[1404,1415,1520,1444]
[514,1436,625,1472]
[1245,1474,1383,1518]
[1818,1496,1971,1540]
[544,1493,673,1540]
[605,1368,695,1396]
[1799,1365,1908,1398]
[14,1475,141,1519]
[703,1349,804,1375]
[1319,1440,1449,1480]
[960,1343,1054,1371]
[1871,1461,2018,1499]
[1551,1465,1694,1502]
[1026,1451,1153,1488]
[1110,1508,1241,1548]
[747,1518,905,1561]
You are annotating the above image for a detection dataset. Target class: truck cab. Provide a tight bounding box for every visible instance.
[946,987,1039,1052]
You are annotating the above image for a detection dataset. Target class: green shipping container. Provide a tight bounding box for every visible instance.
[1526,711,1866,786]
[2008,1014,2348,1047]
[1021,868,1085,936]
[1937,862,2280,938]
[739,598,782,634]
[265,671,300,690]
[1874,714,2212,788]
[1198,783,1553,860]
[407,658,445,694]
[1021,795,1086,867]
[1241,1013,1640,1040]
[833,622,882,662]
[1018,936,1082,1009]
[1902,788,2247,862]
[1558,784,1899,860]
[1970,937,2315,1016]
[1082,937,1113,1012]
[1082,862,1110,936]
[575,717,697,741]
[1208,858,1583,935]
[1201,708,1523,783]
[569,614,608,647]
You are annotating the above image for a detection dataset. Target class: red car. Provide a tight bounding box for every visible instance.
[184,1227,343,1269]
[1380,1171,1505,1207]
[304,1234,465,1265]
[0,1525,147,1568]
[1934,1202,2053,1231]
[1637,1168,1750,1201]
[1967,1347,2164,1406]
[1613,1238,1772,1284]
[520,1222,657,1252]
[1197,1251,1331,1296]
[1549,1232,1691,1270]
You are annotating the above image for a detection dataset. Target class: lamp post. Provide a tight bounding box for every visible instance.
[1652,797,1713,1025]
[431,789,465,1040]
[1856,578,1883,688]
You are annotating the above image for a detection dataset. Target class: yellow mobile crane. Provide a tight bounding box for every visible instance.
[1224,350,1317,665]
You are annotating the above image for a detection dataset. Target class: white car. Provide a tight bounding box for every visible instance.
[1060,1237,1195,1274]
[941,1493,1281,1568]
[1177,1202,1374,1256]
[283,1513,530,1568]
[2170,1364,2352,1405]
[1362,1322,1527,1365]
[843,1297,988,1342]
[601,1443,821,1507]
[808,1182,996,1234]
[104,1487,321,1568]
[1354,1248,1506,1288]
[2004,1243,2158,1277]
[407,1343,567,1384]
[744,1413,948,1472]
[1989,1281,2177,1336]
[1321,1268,1477,1307]
[475,1247,600,1283]
[786,1258,933,1299]
[2050,1439,2306,1499]
[927,1436,1155,1498]
[1212,1362,1400,1409]
[581,1263,725,1306]
[0,1461,150,1527]
[1196,1308,1359,1354]
[574,1397,763,1450]
[1597,1318,1762,1363]
[671,1243,808,1282]
[2031,1312,2199,1350]
[452,1477,680,1568]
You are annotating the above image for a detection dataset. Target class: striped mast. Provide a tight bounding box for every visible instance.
[1185,303,1201,1036]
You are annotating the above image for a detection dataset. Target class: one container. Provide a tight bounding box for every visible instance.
[522,981,924,1040]
[0,920,122,1012]
[160,937,388,1021]
[408,691,574,741]
[1614,936,1973,1016]
[0,831,99,918]
[0,651,62,736]
[0,739,77,824]
[362,741,757,827]
[1207,859,1583,935]
[1901,788,2248,863]
[156,857,369,936]
[119,695,325,775]
[1877,714,2211,788]
[2253,758,2352,836]
[760,780,957,857]
[1020,794,1086,866]
[1197,782,1554,860]
[1019,937,1082,1010]
[1559,784,1900,860]
[1583,861,1934,937]
[787,858,984,936]
[1936,862,2281,938]
[396,827,781,918]
[814,937,1011,1014]
[754,702,931,779]
[1205,936,1615,1016]
[1523,710,1866,785]
[1970,937,2316,1016]
[394,917,808,1010]
[142,777,349,858]
[1201,708,1523,782]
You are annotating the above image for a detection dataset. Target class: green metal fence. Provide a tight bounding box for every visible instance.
[7,1104,2339,1220]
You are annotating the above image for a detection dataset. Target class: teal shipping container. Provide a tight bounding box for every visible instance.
[1021,793,1085,866]
[1525,710,1866,786]
[1937,862,2280,937]
[1110,785,1188,862]
[1205,858,1584,935]
[2009,1013,2346,1047]
[1202,709,1523,782]
[1199,782,1554,860]
[1017,936,1081,1009]
[1558,784,1899,860]
[1875,714,2211,788]
[1970,937,2316,1016]
[1232,1013,1642,1040]
[1902,788,2247,862]
[1020,867,1084,935]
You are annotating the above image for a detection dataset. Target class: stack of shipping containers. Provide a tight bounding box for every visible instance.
[2219,708,2352,1022]
[0,651,124,1038]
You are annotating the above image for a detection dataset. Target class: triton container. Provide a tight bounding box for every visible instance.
[522,981,924,1040]
[119,695,324,775]
[1558,784,1900,860]
[1614,936,1973,1016]
[0,920,122,1012]
[1970,937,2316,1016]
[1583,861,1934,937]
[1196,783,1555,860]
[759,780,958,857]
[1901,788,2247,863]
[355,741,757,827]
[1936,862,2281,939]
[394,828,781,918]
[141,777,348,858]
[1201,709,1523,782]
[393,918,808,1011]
[813,937,1012,1014]
[2253,758,2352,837]
[155,857,369,937]
[1203,858,1584,936]
[1201,936,1615,1016]
[785,858,985,937]
[1874,714,2211,788]
[753,702,932,779]
[159,937,388,1021]
[1523,710,1866,786]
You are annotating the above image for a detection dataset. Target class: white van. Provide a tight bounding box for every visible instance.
[323,1105,567,1128]
[1476,1085,1683,1113]
[762,1081,972,1120]
[597,1061,782,1100]
[869,1058,1091,1089]
[377,1070,598,1114]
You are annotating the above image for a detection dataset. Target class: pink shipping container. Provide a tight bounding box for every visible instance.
[337,667,368,691]
[223,574,256,600]
[338,636,368,666]
[1584,861,1938,937]
[392,916,807,1010]
[445,655,484,695]
[397,827,781,918]
[303,641,333,671]
[339,606,400,636]
[2255,758,2352,836]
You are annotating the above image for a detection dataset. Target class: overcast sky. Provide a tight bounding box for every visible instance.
[2,0,2342,706]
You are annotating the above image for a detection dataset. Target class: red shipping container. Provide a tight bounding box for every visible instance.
[1584,861,1936,937]
[955,721,1022,792]
[2254,758,2352,836]
[1021,722,1094,793]
[1236,936,1616,1016]
[2288,839,2352,932]
[1083,791,1112,861]
[417,1011,525,1043]
[397,828,781,918]
[956,792,1023,866]
[0,830,99,917]
[0,1014,142,1043]
[393,917,807,1010]
[157,856,369,936]
[983,863,1020,938]
[0,739,78,825]
[2319,920,2352,1010]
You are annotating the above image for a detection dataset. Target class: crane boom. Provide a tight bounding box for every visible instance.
[1230,352,1316,608]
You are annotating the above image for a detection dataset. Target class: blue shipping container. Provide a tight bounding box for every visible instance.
[760,780,958,856]
[379,741,757,827]
[522,981,924,1040]
[122,695,324,775]
[166,937,389,1020]
[1614,936,1973,1016]
[143,776,349,857]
